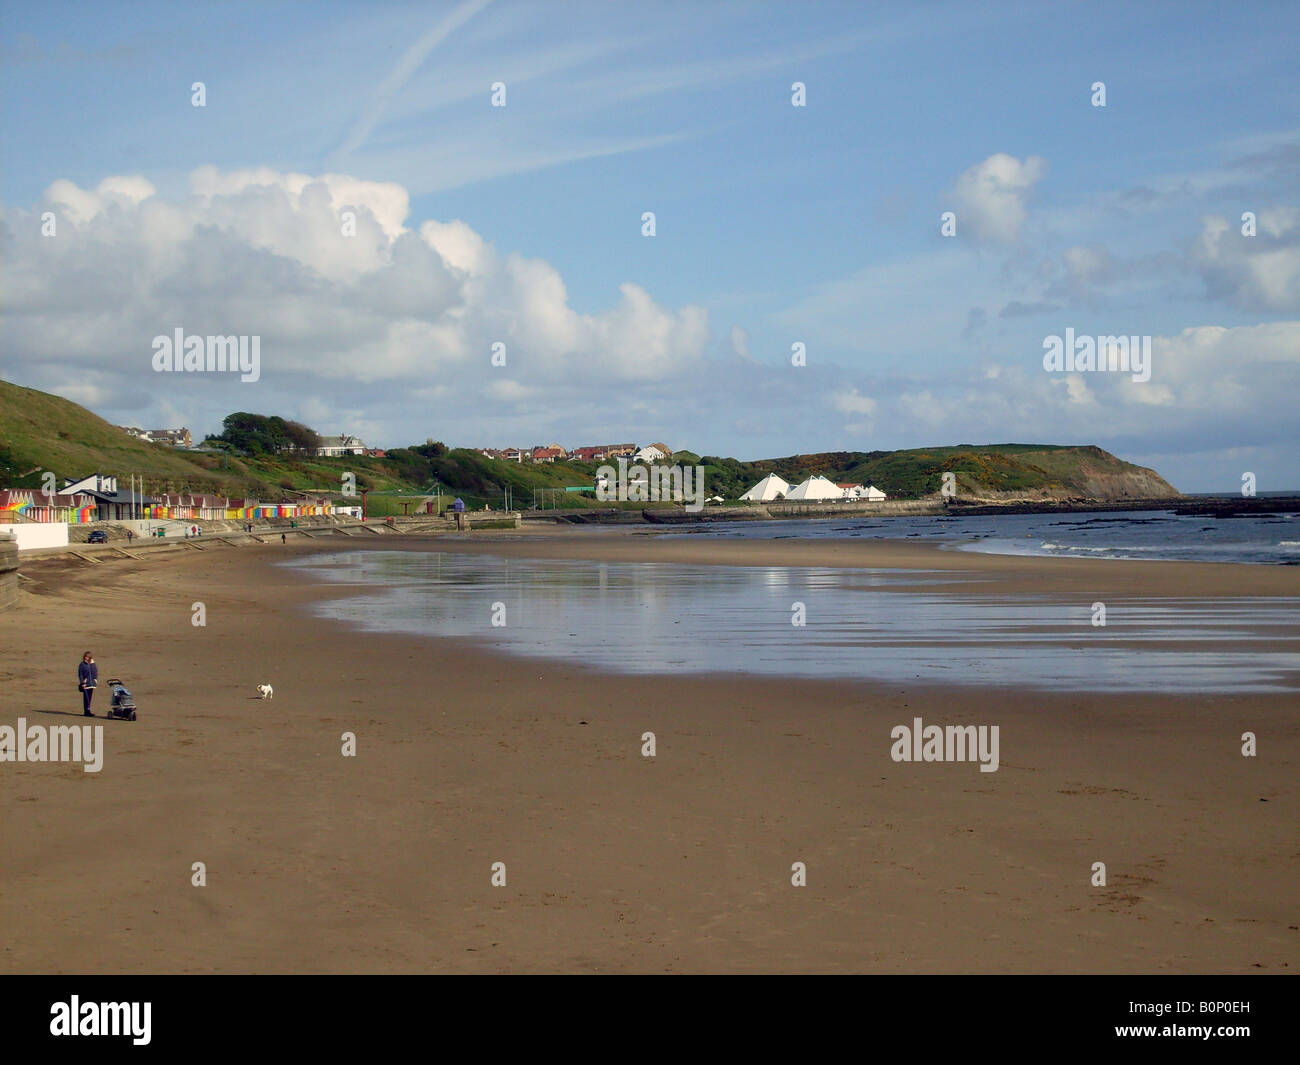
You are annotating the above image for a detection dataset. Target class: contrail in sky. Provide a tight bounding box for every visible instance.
[335,0,495,159]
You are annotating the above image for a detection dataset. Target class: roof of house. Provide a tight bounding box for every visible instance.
[62,473,116,489]
[0,488,96,508]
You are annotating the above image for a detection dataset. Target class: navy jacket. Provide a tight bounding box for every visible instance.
[79,661,98,688]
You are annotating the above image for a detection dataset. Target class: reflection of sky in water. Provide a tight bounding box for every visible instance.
[282,552,1300,694]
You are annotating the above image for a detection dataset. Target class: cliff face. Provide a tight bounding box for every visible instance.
[1000,446,1180,500]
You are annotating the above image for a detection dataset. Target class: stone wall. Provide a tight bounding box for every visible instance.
[0,533,17,612]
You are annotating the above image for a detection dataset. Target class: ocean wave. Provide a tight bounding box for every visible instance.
[1040,543,1162,553]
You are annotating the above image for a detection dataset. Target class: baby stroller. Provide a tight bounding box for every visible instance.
[106,678,138,721]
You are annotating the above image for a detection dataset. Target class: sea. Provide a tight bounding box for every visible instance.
[661,507,1300,566]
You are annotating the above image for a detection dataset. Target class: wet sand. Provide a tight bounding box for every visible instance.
[1,531,1296,973]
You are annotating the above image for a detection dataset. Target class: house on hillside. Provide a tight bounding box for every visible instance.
[603,443,637,459]
[531,446,565,463]
[148,428,192,448]
[500,448,524,462]
[631,444,668,464]
[118,427,193,447]
[570,446,607,462]
[316,435,367,457]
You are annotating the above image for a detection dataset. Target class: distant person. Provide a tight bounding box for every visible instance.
[126,530,134,543]
[281,532,286,544]
[78,651,98,717]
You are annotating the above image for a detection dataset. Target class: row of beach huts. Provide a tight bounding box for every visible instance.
[0,473,345,525]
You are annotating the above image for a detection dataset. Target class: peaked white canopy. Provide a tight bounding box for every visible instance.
[739,473,791,501]
[785,475,845,501]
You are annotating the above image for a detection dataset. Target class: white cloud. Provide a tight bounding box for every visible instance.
[45,175,158,224]
[950,153,1047,246]
[833,388,877,416]
[902,322,1300,445]
[2,167,709,396]
[0,166,714,455]
[1192,208,1300,311]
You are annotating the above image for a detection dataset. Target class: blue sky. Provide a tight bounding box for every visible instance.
[1,0,1298,491]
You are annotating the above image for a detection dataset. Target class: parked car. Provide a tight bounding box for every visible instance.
[87,531,108,543]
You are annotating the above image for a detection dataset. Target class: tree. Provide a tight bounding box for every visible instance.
[282,420,321,454]
[210,412,320,456]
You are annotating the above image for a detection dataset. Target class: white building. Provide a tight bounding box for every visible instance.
[62,473,118,495]
[837,483,887,501]
[739,474,791,501]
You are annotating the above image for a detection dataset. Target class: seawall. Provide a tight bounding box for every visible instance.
[0,533,17,611]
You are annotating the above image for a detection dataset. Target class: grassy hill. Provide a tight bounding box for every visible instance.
[0,379,419,498]
[0,378,1178,505]
[0,379,251,492]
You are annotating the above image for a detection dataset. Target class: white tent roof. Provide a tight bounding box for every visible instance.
[739,473,791,501]
[785,475,845,501]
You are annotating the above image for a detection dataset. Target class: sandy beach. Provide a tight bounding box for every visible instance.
[1,530,1296,974]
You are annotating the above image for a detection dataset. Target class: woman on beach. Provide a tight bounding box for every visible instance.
[78,651,98,717]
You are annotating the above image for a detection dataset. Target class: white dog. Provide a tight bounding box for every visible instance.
[257,684,274,699]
